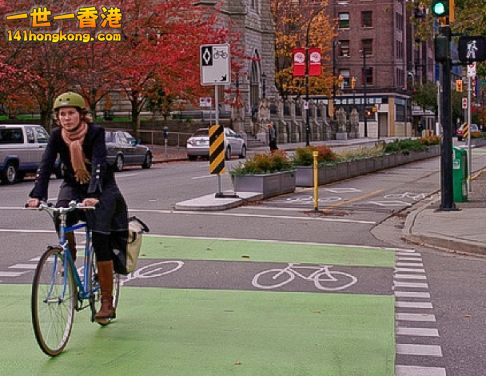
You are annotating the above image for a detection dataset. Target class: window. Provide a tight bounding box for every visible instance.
[395,12,403,31]
[34,127,48,143]
[396,40,404,59]
[25,127,35,143]
[396,68,404,87]
[0,128,23,144]
[361,39,373,56]
[362,67,373,85]
[339,69,350,87]
[361,11,372,27]
[339,40,350,57]
[338,13,350,29]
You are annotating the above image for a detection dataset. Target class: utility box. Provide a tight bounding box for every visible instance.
[452,147,468,202]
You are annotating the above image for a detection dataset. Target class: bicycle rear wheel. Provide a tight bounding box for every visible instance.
[31,246,76,356]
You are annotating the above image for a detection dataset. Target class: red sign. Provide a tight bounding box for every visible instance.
[292,48,306,77]
[308,47,321,76]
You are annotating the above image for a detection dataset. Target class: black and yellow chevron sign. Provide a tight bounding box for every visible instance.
[209,124,225,174]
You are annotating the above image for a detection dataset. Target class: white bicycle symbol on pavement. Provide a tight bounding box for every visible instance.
[383,192,427,201]
[252,263,357,291]
[120,260,184,286]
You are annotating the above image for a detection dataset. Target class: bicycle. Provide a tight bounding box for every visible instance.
[252,263,357,291]
[30,201,120,356]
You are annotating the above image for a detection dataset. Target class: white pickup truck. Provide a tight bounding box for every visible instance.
[0,124,49,184]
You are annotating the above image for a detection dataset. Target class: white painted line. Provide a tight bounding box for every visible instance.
[396,365,446,376]
[128,209,377,225]
[394,291,431,299]
[397,257,423,262]
[396,313,436,322]
[397,327,439,337]
[397,251,420,256]
[394,268,425,273]
[396,301,433,309]
[191,175,215,180]
[394,281,429,288]
[0,229,55,234]
[9,264,37,270]
[396,262,424,267]
[0,271,28,277]
[396,344,442,357]
[394,274,427,280]
[30,256,41,262]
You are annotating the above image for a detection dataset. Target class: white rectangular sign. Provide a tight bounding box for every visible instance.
[200,44,231,86]
[199,97,212,108]
[467,63,476,78]
[462,97,468,109]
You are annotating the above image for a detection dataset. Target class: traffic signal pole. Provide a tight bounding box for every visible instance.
[438,25,456,211]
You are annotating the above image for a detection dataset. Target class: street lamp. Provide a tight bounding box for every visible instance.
[332,40,340,119]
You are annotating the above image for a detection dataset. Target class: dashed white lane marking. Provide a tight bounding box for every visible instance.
[397,252,421,256]
[394,291,431,299]
[396,365,446,376]
[396,262,424,267]
[9,264,37,270]
[396,344,443,357]
[394,274,427,280]
[396,313,436,322]
[0,271,28,277]
[394,281,429,288]
[397,327,439,337]
[395,268,426,273]
[397,257,424,261]
[396,301,433,309]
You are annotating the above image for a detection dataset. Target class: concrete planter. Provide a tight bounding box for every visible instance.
[294,144,441,187]
[231,170,296,198]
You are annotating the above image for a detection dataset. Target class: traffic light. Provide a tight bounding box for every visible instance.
[455,79,463,92]
[351,76,356,90]
[431,0,449,17]
[435,34,450,62]
[431,0,455,23]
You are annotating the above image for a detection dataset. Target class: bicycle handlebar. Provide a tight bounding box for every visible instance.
[32,200,96,215]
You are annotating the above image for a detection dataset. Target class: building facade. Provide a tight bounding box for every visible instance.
[328,0,413,137]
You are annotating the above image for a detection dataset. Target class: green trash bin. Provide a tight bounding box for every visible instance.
[452,147,468,202]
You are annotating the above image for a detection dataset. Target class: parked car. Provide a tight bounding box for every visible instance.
[456,123,481,141]
[186,127,247,160]
[105,130,153,171]
[0,124,49,184]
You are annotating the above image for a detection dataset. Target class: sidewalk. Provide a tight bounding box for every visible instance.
[149,138,486,256]
[403,168,486,256]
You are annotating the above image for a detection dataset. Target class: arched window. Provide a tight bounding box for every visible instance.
[249,56,261,114]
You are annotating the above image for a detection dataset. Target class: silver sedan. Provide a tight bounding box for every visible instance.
[186,127,247,160]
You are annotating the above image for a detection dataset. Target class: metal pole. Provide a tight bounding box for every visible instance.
[305,26,311,146]
[332,41,337,119]
[436,80,441,136]
[214,85,222,196]
[363,51,368,138]
[439,26,455,211]
[467,76,472,192]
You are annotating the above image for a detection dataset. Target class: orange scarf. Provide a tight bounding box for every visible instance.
[61,122,91,184]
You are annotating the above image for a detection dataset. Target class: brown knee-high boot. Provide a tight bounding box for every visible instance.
[95,260,116,324]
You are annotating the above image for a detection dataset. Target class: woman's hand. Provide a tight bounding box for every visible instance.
[82,198,99,207]
[26,198,40,208]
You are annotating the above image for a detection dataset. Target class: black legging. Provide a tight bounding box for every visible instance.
[92,232,113,262]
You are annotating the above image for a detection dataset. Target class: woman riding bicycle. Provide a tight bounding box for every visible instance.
[26,91,128,325]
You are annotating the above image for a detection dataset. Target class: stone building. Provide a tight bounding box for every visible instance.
[196,0,276,133]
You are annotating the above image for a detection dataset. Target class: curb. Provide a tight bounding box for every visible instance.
[402,193,486,257]
[175,192,263,211]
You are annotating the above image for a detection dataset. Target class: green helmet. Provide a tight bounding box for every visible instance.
[53,92,86,111]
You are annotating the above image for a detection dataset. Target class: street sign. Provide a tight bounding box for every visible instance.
[458,36,486,63]
[200,44,231,86]
[462,97,468,109]
[467,63,476,78]
[199,97,212,108]
[209,124,225,174]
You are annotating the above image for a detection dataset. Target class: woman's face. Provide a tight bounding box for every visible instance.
[58,107,80,131]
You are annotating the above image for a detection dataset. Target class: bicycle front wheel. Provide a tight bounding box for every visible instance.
[31,246,76,356]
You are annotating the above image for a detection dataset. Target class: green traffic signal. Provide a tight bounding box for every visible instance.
[431,0,449,17]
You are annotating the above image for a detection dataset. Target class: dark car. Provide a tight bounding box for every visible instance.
[105,131,153,171]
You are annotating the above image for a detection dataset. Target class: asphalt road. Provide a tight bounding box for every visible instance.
[1,152,486,375]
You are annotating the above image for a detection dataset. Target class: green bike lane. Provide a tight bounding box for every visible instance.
[0,236,396,376]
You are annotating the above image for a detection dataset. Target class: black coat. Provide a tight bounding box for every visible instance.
[30,124,115,201]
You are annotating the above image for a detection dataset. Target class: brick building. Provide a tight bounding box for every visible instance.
[328,0,414,137]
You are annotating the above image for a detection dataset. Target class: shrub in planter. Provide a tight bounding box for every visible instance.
[292,145,337,166]
[384,138,427,154]
[231,150,293,175]
[419,135,441,146]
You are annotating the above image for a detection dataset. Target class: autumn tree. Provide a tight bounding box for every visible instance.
[271,0,335,98]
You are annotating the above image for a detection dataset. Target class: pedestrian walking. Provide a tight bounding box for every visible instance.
[26,91,128,325]
[268,123,278,153]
